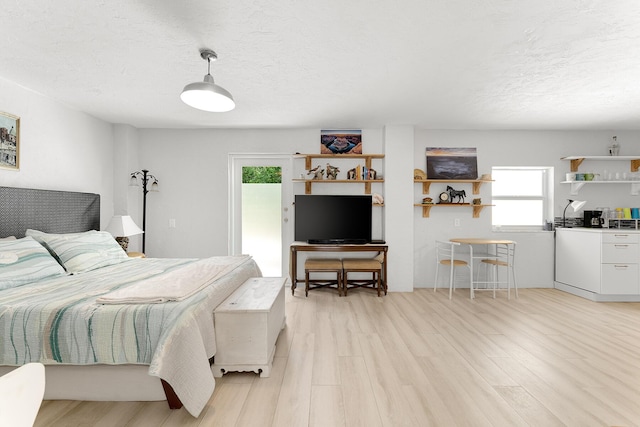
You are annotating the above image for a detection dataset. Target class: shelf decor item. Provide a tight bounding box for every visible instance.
[325,163,339,180]
[414,169,426,180]
[320,130,362,154]
[426,147,478,179]
[447,185,466,203]
[0,111,19,170]
[608,136,620,156]
[307,165,324,180]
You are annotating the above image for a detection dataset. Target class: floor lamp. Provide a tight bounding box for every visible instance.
[129,169,159,253]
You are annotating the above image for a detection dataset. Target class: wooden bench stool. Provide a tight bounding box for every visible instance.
[304,258,343,296]
[342,257,385,297]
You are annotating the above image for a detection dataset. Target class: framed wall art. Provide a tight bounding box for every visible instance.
[0,112,19,170]
[426,147,477,179]
[320,129,362,154]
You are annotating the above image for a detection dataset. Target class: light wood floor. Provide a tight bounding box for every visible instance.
[35,287,640,426]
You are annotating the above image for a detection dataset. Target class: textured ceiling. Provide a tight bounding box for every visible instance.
[2,0,640,130]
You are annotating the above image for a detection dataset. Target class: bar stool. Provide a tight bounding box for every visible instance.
[434,240,471,299]
[342,257,385,297]
[304,258,343,296]
[480,242,517,299]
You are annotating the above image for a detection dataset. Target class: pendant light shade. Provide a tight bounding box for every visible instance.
[181,49,235,112]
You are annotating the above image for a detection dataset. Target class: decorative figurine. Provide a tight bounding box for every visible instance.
[609,135,620,156]
[472,198,481,205]
[447,185,466,203]
[373,193,384,205]
[307,165,324,180]
[325,163,339,180]
[368,168,377,180]
[422,197,434,204]
[347,167,357,180]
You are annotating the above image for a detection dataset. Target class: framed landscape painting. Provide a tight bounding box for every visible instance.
[320,130,362,154]
[426,147,478,179]
[0,112,19,170]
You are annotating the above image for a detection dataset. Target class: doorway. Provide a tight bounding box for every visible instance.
[229,154,292,276]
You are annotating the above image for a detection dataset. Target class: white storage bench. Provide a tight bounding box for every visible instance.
[212,277,286,378]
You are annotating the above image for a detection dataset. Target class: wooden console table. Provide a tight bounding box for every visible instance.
[289,242,388,295]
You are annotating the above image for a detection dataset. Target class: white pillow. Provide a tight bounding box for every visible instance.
[35,230,128,274]
[0,236,16,241]
[0,236,66,290]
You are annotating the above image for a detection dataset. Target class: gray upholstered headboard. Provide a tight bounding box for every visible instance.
[0,186,100,238]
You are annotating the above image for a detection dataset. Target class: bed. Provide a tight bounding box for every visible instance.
[0,186,262,417]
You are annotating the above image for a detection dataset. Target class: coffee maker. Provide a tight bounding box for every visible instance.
[583,210,604,228]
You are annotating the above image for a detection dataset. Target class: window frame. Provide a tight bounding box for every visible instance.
[491,166,554,232]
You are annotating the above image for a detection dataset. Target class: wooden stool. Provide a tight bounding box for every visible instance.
[342,258,385,297]
[304,258,343,297]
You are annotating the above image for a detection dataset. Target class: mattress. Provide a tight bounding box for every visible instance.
[0,255,262,416]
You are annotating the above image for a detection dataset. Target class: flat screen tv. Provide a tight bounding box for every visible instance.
[294,194,372,244]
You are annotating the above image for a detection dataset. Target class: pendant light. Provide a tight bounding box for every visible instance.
[180,49,235,112]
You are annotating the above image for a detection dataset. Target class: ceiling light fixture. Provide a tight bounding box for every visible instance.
[180,49,235,112]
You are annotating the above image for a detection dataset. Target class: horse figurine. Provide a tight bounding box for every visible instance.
[325,163,339,180]
[307,165,324,180]
[447,185,466,203]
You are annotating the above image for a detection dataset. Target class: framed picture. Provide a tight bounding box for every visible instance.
[320,130,362,154]
[0,112,19,170]
[426,147,477,179]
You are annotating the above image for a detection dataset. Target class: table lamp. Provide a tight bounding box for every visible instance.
[105,215,144,252]
[562,199,586,227]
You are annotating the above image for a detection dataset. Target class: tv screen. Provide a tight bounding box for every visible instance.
[294,195,372,244]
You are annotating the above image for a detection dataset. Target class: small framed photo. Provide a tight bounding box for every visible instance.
[0,112,19,170]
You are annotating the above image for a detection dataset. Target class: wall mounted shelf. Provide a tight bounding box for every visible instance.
[414,203,494,218]
[561,156,640,172]
[561,156,640,195]
[292,178,383,195]
[414,175,493,195]
[293,153,384,194]
[561,180,640,196]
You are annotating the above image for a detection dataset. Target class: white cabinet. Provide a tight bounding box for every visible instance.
[555,228,601,293]
[212,277,286,378]
[555,228,640,301]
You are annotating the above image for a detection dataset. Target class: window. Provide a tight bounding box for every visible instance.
[491,167,553,231]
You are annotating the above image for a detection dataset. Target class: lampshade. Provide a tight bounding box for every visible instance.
[180,49,235,113]
[105,215,144,237]
[570,200,586,212]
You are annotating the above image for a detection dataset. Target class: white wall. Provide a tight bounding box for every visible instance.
[0,77,115,229]
[4,74,638,292]
[413,130,640,289]
[136,128,384,259]
[135,127,640,290]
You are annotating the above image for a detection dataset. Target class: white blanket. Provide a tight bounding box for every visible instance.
[96,255,251,304]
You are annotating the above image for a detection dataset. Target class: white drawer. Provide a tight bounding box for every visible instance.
[602,233,640,244]
[601,264,639,294]
[602,243,639,264]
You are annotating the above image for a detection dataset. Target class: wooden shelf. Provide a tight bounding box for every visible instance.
[294,153,384,194]
[292,178,384,194]
[414,175,493,195]
[414,203,494,218]
[294,153,384,170]
[561,156,640,172]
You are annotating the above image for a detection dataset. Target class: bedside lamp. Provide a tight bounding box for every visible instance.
[105,215,144,252]
[562,199,586,227]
